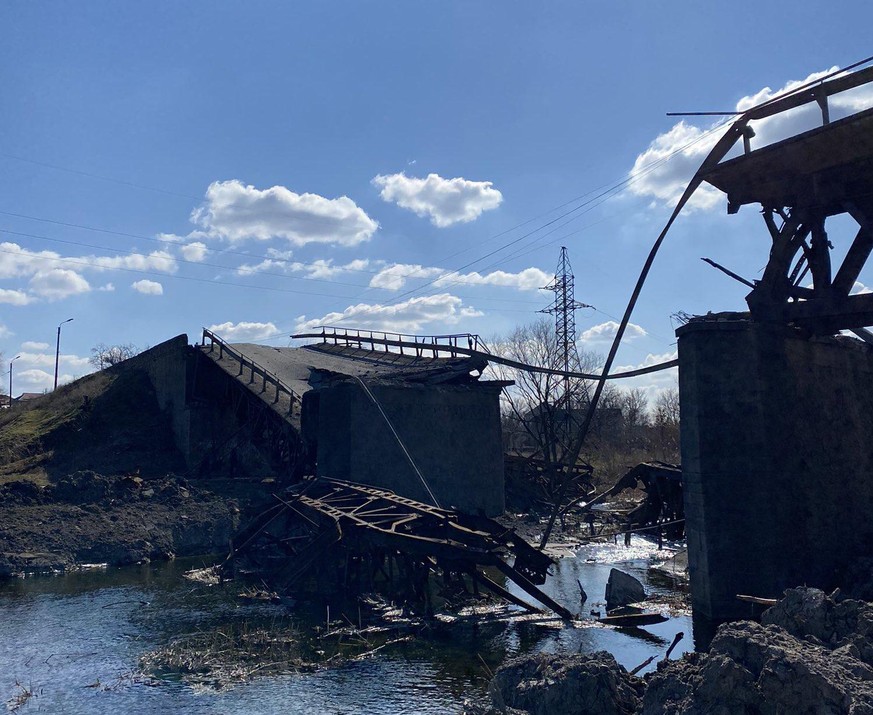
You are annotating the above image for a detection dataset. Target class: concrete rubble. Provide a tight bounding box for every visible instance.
[469,587,873,714]
[605,568,647,611]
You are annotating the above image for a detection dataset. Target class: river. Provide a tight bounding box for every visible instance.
[0,537,691,714]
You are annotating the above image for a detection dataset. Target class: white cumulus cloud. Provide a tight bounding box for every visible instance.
[180,242,208,262]
[87,250,177,273]
[629,67,873,212]
[9,348,91,393]
[372,172,503,227]
[0,323,12,338]
[613,350,679,402]
[298,258,372,280]
[369,264,443,290]
[29,269,91,300]
[236,258,289,276]
[0,243,63,279]
[131,279,163,295]
[15,351,90,370]
[581,320,647,342]
[435,267,552,291]
[206,321,279,342]
[295,293,483,333]
[14,369,55,392]
[0,288,32,305]
[191,180,378,246]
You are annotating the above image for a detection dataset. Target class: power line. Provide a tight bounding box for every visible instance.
[0,151,202,201]
[373,117,733,312]
[0,247,359,300]
[0,236,545,308]
[0,210,554,294]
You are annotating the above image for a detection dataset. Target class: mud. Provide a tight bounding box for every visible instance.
[0,471,248,576]
[475,587,873,715]
[488,652,643,715]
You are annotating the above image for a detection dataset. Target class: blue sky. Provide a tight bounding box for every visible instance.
[1,2,872,398]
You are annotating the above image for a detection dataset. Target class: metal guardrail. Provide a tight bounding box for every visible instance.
[301,325,488,358]
[201,328,301,415]
[293,326,678,381]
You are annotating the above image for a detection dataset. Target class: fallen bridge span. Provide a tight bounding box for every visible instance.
[225,477,574,620]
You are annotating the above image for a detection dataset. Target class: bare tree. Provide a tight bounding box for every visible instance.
[491,319,603,525]
[652,386,680,461]
[89,343,140,371]
[620,387,650,450]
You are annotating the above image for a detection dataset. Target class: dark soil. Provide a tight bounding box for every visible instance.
[470,587,873,715]
[0,471,252,576]
[0,361,287,576]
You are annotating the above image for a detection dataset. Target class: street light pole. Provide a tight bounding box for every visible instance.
[8,355,20,409]
[54,318,73,391]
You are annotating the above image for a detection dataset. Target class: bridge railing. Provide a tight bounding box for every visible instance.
[295,325,489,358]
[200,328,301,415]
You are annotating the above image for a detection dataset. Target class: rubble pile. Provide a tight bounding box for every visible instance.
[474,587,873,714]
[488,652,642,715]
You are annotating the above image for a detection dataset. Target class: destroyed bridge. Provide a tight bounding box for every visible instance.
[121,61,873,625]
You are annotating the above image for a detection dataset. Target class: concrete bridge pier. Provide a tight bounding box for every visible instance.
[678,315,873,622]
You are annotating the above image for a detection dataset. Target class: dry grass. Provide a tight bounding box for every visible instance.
[6,681,38,712]
[0,371,114,480]
[140,621,307,687]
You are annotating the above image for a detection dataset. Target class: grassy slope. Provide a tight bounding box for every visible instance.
[0,364,184,484]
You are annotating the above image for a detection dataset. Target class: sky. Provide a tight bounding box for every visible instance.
[1,2,872,401]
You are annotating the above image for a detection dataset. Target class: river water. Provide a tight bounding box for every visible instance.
[0,538,691,714]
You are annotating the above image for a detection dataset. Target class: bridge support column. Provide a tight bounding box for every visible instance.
[678,316,873,622]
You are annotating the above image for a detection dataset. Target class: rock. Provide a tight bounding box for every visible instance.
[50,471,110,504]
[605,568,646,611]
[643,620,873,714]
[489,651,642,715]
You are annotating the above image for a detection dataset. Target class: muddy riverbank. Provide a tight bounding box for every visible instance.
[0,471,268,577]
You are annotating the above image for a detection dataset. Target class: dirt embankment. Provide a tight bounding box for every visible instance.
[0,366,184,483]
[0,471,243,576]
[0,360,277,576]
[469,587,873,714]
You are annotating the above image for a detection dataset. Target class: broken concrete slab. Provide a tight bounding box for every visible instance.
[605,568,646,611]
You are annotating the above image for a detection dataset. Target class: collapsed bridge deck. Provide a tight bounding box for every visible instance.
[227,477,574,620]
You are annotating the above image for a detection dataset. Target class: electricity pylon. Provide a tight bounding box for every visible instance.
[539,246,592,418]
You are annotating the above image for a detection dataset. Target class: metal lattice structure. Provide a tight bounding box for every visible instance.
[539,247,591,408]
[696,65,873,335]
[225,477,573,619]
